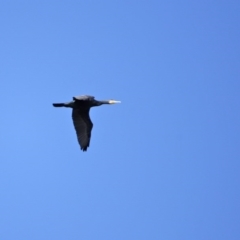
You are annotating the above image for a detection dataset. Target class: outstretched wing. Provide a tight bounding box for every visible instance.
[72,108,93,151]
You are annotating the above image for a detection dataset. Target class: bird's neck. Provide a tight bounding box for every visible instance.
[95,100,109,106]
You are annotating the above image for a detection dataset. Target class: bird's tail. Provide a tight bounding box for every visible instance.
[52,103,66,107]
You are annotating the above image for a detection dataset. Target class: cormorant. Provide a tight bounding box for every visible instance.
[53,95,121,151]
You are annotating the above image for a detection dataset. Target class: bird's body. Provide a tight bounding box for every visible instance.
[53,95,120,151]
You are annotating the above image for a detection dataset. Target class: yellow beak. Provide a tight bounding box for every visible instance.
[109,100,121,104]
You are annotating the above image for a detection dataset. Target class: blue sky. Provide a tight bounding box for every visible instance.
[0,1,240,239]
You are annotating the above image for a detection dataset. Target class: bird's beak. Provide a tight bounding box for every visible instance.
[109,100,121,104]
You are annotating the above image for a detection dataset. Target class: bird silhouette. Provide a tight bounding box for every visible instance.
[53,95,121,151]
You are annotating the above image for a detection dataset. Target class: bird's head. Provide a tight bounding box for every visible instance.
[108,100,121,104]
[94,99,121,106]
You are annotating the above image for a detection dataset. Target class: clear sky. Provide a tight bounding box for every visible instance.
[0,1,240,239]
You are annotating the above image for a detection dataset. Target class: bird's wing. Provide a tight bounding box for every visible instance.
[73,95,95,101]
[72,108,93,151]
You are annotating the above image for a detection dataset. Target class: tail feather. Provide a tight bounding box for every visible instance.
[53,103,65,107]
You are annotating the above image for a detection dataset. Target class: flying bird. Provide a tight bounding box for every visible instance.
[53,95,121,151]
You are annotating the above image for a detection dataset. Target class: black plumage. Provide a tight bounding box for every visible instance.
[53,95,120,151]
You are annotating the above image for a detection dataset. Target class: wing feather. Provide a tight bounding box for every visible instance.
[72,109,93,151]
[73,95,95,101]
